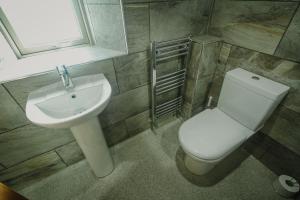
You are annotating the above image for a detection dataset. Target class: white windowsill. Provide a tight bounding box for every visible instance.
[0,46,126,84]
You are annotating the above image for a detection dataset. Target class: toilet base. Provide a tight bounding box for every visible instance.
[184,154,218,175]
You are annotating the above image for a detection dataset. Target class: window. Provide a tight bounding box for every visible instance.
[0,0,91,57]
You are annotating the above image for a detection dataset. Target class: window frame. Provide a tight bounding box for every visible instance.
[0,0,93,58]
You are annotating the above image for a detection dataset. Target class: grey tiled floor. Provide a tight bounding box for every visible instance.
[19,119,287,200]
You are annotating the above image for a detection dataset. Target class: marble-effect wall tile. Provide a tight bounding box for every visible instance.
[184,39,221,116]
[0,124,73,167]
[218,43,232,70]
[184,78,196,105]
[0,85,28,133]
[123,4,150,53]
[182,102,192,120]
[100,85,149,127]
[150,0,208,42]
[192,75,213,109]
[125,110,150,136]
[275,7,300,62]
[188,43,203,80]
[56,142,84,166]
[207,72,224,105]
[197,42,221,78]
[262,106,300,155]
[103,121,129,146]
[210,1,297,54]
[0,151,66,190]
[114,51,150,93]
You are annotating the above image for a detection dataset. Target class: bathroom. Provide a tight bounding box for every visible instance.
[0,0,299,199]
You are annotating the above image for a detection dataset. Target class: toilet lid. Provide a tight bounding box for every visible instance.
[179,108,254,161]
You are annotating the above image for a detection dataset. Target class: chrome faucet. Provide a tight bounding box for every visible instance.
[56,65,74,89]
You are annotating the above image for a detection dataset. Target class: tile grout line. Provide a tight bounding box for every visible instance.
[273,2,300,56]
[191,42,205,108]
[221,42,233,73]
[111,58,122,95]
[206,0,216,34]
[3,140,76,169]
[120,81,150,94]
[202,41,227,108]
[0,124,31,135]
[0,163,7,170]
[222,41,300,65]
[103,107,150,130]
[2,84,26,112]
[148,2,151,43]
[54,150,69,167]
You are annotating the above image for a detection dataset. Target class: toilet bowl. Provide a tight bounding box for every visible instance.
[179,68,289,175]
[179,108,253,175]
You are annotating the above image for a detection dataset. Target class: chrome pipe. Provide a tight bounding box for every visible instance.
[156,52,189,62]
[156,77,185,88]
[157,74,185,85]
[156,79,185,91]
[156,83,184,95]
[157,37,190,47]
[157,69,186,81]
[156,42,190,52]
[156,105,181,116]
[156,107,179,118]
[156,102,182,114]
[156,97,182,109]
[157,48,189,57]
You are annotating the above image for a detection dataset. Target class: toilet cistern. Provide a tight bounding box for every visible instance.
[179,68,289,175]
[56,65,74,89]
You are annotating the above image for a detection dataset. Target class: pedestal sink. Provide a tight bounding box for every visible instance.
[26,73,114,177]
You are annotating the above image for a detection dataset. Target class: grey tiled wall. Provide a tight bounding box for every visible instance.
[183,35,222,118]
[209,0,300,63]
[0,0,211,189]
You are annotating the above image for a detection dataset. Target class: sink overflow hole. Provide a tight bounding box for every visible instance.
[71,94,76,99]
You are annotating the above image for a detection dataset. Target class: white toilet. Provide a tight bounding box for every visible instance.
[179,68,289,175]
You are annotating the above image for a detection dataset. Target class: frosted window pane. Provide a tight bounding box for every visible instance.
[1,0,83,47]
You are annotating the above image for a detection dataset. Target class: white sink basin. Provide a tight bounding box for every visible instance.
[26,73,114,177]
[26,74,111,128]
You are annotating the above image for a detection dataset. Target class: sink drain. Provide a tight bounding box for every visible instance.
[71,94,76,99]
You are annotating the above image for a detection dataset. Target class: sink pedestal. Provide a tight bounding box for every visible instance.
[71,117,114,177]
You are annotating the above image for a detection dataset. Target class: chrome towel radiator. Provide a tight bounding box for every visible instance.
[150,36,192,128]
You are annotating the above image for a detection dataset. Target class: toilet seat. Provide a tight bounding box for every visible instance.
[179,108,254,161]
